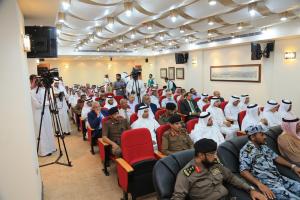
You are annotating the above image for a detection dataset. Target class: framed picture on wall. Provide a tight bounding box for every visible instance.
[210,64,261,82]
[176,68,184,79]
[168,67,175,80]
[160,68,167,78]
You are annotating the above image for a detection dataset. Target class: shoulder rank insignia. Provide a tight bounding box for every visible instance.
[183,166,195,177]
[245,144,254,154]
[211,168,221,176]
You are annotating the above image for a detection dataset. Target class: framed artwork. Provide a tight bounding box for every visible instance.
[160,68,167,78]
[176,68,184,79]
[168,67,175,80]
[210,64,261,82]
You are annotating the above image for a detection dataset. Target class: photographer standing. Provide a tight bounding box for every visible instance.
[54,81,71,135]
[30,75,56,157]
[126,67,145,103]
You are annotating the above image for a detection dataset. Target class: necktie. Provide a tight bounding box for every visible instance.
[189,100,196,113]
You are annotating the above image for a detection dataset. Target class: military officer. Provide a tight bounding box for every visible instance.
[240,125,300,200]
[161,114,193,155]
[171,138,266,200]
[158,102,178,125]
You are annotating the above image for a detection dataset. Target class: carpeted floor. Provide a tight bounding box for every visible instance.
[39,123,156,200]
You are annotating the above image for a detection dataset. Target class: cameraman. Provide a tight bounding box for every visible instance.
[30,74,56,157]
[53,81,71,135]
[126,68,145,103]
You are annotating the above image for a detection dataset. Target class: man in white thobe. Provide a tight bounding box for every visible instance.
[241,104,268,131]
[131,105,160,150]
[53,81,71,135]
[197,93,209,111]
[189,112,225,146]
[81,97,93,128]
[30,75,56,156]
[239,94,250,111]
[161,90,177,108]
[224,95,241,124]
[207,97,239,140]
[262,100,282,127]
[279,99,295,119]
[127,94,138,113]
[150,89,160,109]
[103,95,117,109]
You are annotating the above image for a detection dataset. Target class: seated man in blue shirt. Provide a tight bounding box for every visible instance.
[240,125,300,200]
[88,101,104,154]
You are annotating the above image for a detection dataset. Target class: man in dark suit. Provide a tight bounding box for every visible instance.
[87,101,104,154]
[135,94,157,114]
[179,92,201,121]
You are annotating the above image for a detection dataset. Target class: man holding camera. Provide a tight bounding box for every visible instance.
[30,74,56,157]
[126,67,145,104]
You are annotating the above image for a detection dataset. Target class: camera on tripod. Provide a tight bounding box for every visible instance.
[36,68,59,88]
[131,66,142,80]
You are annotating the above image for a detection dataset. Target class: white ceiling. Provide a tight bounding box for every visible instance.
[20,0,300,55]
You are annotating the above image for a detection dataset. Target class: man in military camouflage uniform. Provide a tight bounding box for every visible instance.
[172,138,266,200]
[158,102,178,125]
[161,114,193,155]
[240,125,300,200]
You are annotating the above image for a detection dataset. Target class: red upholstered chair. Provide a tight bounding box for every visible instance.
[155,109,166,121]
[238,110,246,130]
[202,103,210,111]
[186,118,198,133]
[156,124,171,152]
[220,101,228,111]
[158,89,163,97]
[194,97,201,102]
[208,96,213,101]
[174,94,180,102]
[130,113,138,125]
[79,117,87,141]
[114,95,124,105]
[105,93,114,97]
[116,128,161,200]
[159,96,166,107]
[97,117,115,175]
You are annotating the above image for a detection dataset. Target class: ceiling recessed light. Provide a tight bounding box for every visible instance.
[208,0,217,6]
[171,15,177,23]
[280,16,287,21]
[237,24,243,30]
[208,19,214,26]
[131,32,135,39]
[147,24,153,30]
[249,8,256,17]
[61,0,70,11]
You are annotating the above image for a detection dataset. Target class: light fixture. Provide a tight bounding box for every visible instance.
[61,0,70,11]
[89,35,94,42]
[168,41,172,46]
[95,27,102,36]
[208,0,217,6]
[185,37,189,42]
[261,27,268,34]
[23,34,31,52]
[74,47,78,52]
[284,52,296,59]
[231,33,235,38]
[97,47,100,52]
[117,48,120,52]
[171,11,177,23]
[78,46,82,50]
[159,33,164,41]
[124,2,133,17]
[208,18,214,26]
[119,36,123,42]
[124,45,128,50]
[237,23,243,30]
[179,26,185,33]
[208,31,212,37]
[130,31,135,39]
[147,23,153,30]
[145,38,149,44]
[280,13,287,22]
[58,12,65,23]
[107,17,114,28]
[248,3,256,17]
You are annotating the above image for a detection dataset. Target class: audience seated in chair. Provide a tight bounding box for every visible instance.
[197,93,209,111]
[240,125,300,200]
[179,92,201,122]
[118,98,134,123]
[213,90,225,102]
[161,89,177,108]
[102,107,130,157]
[161,114,193,155]
[241,104,268,131]
[189,112,225,146]
[171,138,266,200]
[278,118,300,166]
[72,99,84,132]
[87,102,104,154]
[136,94,157,115]
[158,102,177,125]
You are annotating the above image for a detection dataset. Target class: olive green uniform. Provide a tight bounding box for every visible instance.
[171,159,252,200]
[161,129,193,155]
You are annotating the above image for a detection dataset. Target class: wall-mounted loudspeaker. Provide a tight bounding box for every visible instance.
[145,58,148,63]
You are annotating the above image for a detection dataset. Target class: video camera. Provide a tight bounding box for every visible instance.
[131,67,142,80]
[36,68,59,88]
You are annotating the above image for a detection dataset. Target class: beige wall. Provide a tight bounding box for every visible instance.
[153,37,300,116]
[0,1,42,199]
[43,58,155,86]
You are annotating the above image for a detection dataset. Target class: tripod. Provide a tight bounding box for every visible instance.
[36,85,72,168]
